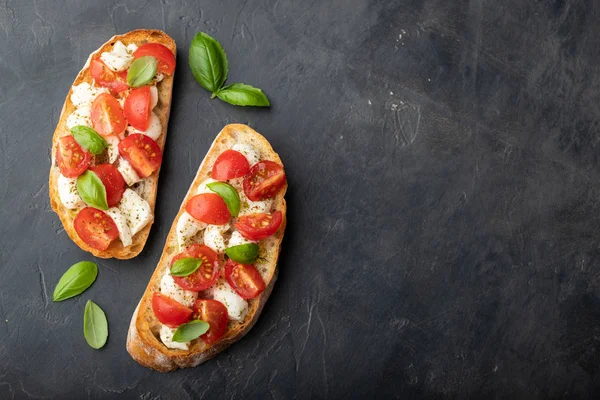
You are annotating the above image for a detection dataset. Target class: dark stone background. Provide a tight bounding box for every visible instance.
[1,0,600,398]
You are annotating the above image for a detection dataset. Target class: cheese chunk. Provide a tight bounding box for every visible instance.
[150,86,158,109]
[106,135,120,164]
[105,207,132,247]
[232,143,260,165]
[177,211,207,251]
[160,272,197,308]
[228,230,256,247]
[160,325,189,351]
[205,279,248,321]
[118,189,153,236]
[70,83,108,108]
[204,224,229,253]
[100,41,138,72]
[57,174,84,209]
[196,178,219,195]
[66,106,92,129]
[125,112,161,140]
[117,158,142,186]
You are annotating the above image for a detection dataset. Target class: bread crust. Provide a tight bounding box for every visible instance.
[48,29,176,259]
[126,124,287,372]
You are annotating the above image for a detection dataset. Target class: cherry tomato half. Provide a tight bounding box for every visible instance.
[56,135,91,178]
[243,161,286,201]
[133,43,176,75]
[124,86,151,131]
[91,93,127,136]
[211,150,250,181]
[118,134,162,178]
[91,164,125,207]
[73,207,119,251]
[235,211,282,241]
[151,293,193,328]
[185,193,231,225]
[193,299,228,345]
[90,59,129,94]
[223,260,265,299]
[172,244,220,292]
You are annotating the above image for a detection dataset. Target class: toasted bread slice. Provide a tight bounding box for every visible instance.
[49,29,176,259]
[126,124,287,372]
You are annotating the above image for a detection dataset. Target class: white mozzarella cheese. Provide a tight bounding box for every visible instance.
[203,224,229,253]
[196,178,219,195]
[105,135,120,164]
[70,83,108,108]
[66,106,92,129]
[143,112,162,140]
[232,143,260,165]
[57,174,84,209]
[154,72,164,83]
[177,211,207,251]
[105,207,132,247]
[118,188,153,236]
[228,230,256,247]
[238,189,273,216]
[160,272,197,308]
[160,325,189,350]
[100,41,137,72]
[206,280,248,321]
[150,86,158,109]
[117,158,142,186]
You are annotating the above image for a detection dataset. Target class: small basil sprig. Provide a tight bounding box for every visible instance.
[171,257,202,277]
[225,243,259,264]
[53,261,98,302]
[127,56,157,87]
[71,126,107,155]
[77,170,108,210]
[188,31,270,107]
[83,300,108,349]
[207,182,240,216]
[172,320,210,342]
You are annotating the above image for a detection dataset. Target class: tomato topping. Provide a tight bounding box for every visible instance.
[235,211,282,241]
[192,299,228,345]
[124,86,152,131]
[211,150,250,181]
[185,193,231,225]
[171,244,220,292]
[133,43,176,75]
[73,207,119,251]
[91,93,127,136]
[90,59,129,94]
[243,161,286,201]
[151,293,193,328]
[118,134,162,178]
[223,260,265,299]
[90,164,125,207]
[56,136,91,178]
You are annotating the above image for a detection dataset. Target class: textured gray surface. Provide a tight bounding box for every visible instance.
[2,0,600,399]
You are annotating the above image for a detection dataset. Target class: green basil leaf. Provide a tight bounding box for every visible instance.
[207,182,240,216]
[170,257,202,277]
[52,261,98,302]
[188,32,228,93]
[172,320,210,343]
[71,126,107,155]
[225,243,259,264]
[77,170,108,210]
[216,83,270,107]
[83,300,108,349]
[127,56,157,87]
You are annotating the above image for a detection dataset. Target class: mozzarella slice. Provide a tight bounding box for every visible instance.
[228,230,256,247]
[70,83,108,108]
[206,280,248,321]
[238,188,273,216]
[160,272,197,308]
[177,211,207,251]
[117,158,142,186]
[105,207,132,247]
[143,112,162,140]
[203,224,229,253]
[160,325,189,350]
[232,143,260,165]
[150,86,158,109]
[66,106,92,129]
[118,189,153,236]
[196,178,219,195]
[105,135,120,164]
[100,41,136,72]
[57,174,84,209]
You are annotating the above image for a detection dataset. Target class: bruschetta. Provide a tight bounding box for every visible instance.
[49,29,176,259]
[127,124,287,372]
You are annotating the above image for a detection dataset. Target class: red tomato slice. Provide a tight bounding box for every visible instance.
[124,86,151,131]
[133,43,176,75]
[56,136,91,178]
[118,134,162,178]
[91,93,127,136]
[243,161,286,201]
[211,150,250,181]
[151,293,193,328]
[193,299,228,345]
[171,244,220,292]
[73,207,119,251]
[185,193,231,225]
[223,260,265,299]
[235,211,282,241]
[90,59,129,94]
[90,164,125,207]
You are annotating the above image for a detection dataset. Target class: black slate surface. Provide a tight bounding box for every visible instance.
[2,0,600,398]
